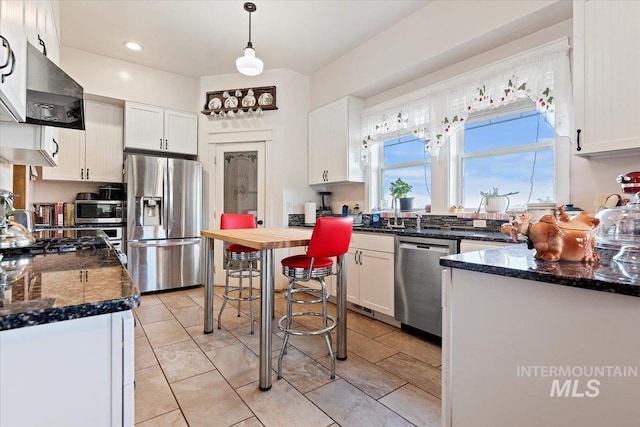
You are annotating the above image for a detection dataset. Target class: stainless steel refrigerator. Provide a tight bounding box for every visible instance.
[125,154,202,293]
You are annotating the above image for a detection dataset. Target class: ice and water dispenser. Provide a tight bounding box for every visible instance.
[137,196,163,227]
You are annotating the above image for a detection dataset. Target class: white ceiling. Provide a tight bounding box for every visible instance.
[59,0,430,78]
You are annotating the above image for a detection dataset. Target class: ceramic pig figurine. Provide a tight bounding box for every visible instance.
[500,206,600,262]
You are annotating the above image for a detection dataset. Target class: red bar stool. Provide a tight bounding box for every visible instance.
[218,213,261,334]
[278,216,353,379]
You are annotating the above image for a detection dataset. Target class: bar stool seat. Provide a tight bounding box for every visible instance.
[218,214,261,334]
[277,216,353,380]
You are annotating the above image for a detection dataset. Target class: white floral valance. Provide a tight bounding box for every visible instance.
[361,38,572,159]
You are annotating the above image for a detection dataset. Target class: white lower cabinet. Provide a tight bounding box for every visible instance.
[43,101,124,182]
[346,233,394,316]
[0,310,135,427]
[443,268,640,426]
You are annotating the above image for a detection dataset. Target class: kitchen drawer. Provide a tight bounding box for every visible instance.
[351,232,394,253]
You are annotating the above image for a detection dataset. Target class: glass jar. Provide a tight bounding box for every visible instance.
[595,192,640,262]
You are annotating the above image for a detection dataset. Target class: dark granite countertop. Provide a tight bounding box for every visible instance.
[440,244,640,297]
[295,223,523,244]
[0,235,140,331]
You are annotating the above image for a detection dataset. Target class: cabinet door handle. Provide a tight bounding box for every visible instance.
[0,40,15,83]
[86,169,90,180]
[37,34,47,57]
[576,129,582,152]
[81,168,84,180]
[358,250,363,265]
[79,270,83,281]
[160,138,163,149]
[0,36,10,70]
[52,138,59,156]
[85,270,88,281]
[164,139,168,150]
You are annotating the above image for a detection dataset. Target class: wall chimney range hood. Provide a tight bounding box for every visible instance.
[25,43,85,130]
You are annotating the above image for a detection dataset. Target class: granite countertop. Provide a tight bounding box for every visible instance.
[440,244,640,297]
[296,223,523,244]
[0,241,140,331]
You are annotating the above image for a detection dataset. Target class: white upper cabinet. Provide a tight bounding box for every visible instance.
[124,101,197,155]
[573,0,640,157]
[308,96,364,185]
[0,121,59,166]
[163,109,198,155]
[43,101,124,182]
[24,0,59,65]
[0,0,27,122]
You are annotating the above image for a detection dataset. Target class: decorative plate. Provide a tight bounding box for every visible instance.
[224,96,238,108]
[258,93,273,106]
[242,95,256,107]
[208,97,222,109]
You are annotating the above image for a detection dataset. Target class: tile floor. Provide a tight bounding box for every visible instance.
[133,286,442,426]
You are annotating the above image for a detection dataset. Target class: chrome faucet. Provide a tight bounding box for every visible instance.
[415,213,422,231]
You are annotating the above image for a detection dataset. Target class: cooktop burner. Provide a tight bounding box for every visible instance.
[0,236,109,257]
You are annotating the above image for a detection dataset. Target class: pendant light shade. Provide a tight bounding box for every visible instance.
[237,2,264,76]
[236,46,264,76]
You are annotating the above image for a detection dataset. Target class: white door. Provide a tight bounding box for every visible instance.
[212,142,266,286]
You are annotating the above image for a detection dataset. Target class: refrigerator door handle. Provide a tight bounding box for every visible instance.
[129,238,201,248]
[165,159,174,236]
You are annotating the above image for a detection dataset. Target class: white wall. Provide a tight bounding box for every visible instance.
[60,47,199,112]
[198,68,313,230]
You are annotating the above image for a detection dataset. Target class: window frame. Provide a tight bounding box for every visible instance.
[453,100,568,210]
[376,134,432,211]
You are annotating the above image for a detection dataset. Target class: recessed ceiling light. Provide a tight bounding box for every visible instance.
[125,42,142,51]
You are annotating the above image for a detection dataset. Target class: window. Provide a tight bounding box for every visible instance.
[457,105,556,211]
[380,135,431,211]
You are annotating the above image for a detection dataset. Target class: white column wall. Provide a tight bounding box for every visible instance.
[198,69,314,231]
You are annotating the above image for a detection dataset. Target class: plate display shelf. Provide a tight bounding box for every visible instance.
[201,85,277,116]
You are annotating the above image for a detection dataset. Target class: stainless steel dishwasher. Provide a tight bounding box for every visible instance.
[394,236,458,337]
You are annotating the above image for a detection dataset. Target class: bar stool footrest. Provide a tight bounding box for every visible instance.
[287,287,325,304]
[278,312,337,336]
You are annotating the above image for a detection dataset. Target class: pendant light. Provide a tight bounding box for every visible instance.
[236,2,264,76]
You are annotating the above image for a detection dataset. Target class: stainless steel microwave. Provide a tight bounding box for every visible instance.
[75,200,124,224]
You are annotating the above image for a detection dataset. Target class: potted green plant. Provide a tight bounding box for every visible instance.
[389,178,414,212]
[477,187,519,213]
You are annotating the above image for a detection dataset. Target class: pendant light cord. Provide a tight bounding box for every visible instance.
[248,11,252,47]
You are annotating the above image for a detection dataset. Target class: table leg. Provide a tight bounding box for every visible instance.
[259,248,274,391]
[337,253,347,360]
[204,237,215,334]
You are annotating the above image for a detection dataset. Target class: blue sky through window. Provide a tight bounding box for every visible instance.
[463,111,555,209]
[382,136,431,210]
